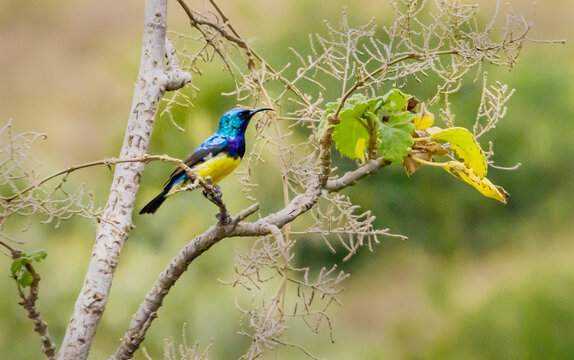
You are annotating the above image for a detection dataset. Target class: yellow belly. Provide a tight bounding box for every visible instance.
[195,153,241,184]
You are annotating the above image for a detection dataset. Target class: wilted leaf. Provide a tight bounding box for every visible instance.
[429,127,487,179]
[442,160,509,203]
[406,97,420,113]
[404,141,448,176]
[403,155,425,177]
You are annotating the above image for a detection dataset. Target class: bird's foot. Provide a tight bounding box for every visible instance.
[215,212,231,224]
[203,184,230,223]
[202,184,223,206]
[211,184,222,198]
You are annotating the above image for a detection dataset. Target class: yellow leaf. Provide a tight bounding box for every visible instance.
[441,161,509,203]
[425,126,443,135]
[354,137,366,164]
[414,103,434,130]
[430,127,487,179]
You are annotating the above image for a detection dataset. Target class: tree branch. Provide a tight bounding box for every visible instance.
[1,241,56,360]
[5,155,179,202]
[4,154,221,203]
[110,152,393,359]
[17,263,56,360]
[107,9,406,358]
[163,38,193,91]
[325,158,390,192]
[110,203,260,360]
[111,182,325,360]
[176,0,311,107]
[316,114,339,187]
[57,0,191,359]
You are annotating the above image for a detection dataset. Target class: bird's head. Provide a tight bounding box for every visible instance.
[216,107,274,137]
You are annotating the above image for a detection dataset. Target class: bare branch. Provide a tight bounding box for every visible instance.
[325,158,390,192]
[57,0,191,358]
[163,38,193,91]
[5,155,176,202]
[110,204,259,360]
[175,0,311,107]
[4,154,224,206]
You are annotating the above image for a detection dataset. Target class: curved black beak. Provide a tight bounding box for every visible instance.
[249,107,274,117]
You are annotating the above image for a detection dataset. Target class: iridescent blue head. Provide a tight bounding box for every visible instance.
[216,107,273,137]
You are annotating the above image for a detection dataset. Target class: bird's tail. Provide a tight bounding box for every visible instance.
[139,189,168,214]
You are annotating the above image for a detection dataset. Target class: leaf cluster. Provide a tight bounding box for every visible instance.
[11,250,47,288]
[320,89,416,163]
[322,89,509,203]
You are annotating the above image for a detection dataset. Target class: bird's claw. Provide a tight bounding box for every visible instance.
[202,185,229,223]
[215,212,231,224]
[202,184,223,206]
[211,184,222,198]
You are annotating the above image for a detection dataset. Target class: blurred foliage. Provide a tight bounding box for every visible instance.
[0,0,573,359]
[424,271,574,360]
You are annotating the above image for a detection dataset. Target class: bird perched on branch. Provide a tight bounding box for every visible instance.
[139,107,273,214]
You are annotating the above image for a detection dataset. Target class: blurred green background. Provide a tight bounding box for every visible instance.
[1,0,573,359]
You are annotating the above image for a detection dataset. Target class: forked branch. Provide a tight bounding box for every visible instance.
[110,153,391,359]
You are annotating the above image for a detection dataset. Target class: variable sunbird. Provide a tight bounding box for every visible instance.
[139,107,273,214]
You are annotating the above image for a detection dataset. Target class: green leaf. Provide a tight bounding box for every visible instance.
[339,99,370,123]
[27,249,47,262]
[381,89,411,112]
[378,112,416,163]
[18,270,34,287]
[9,250,47,288]
[319,91,414,162]
[10,258,25,278]
[11,257,34,288]
[333,110,370,160]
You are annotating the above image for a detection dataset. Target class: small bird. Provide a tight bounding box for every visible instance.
[139,107,273,214]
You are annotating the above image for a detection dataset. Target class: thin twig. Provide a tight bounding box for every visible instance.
[16,263,57,360]
[3,241,56,360]
[5,154,220,203]
[176,0,311,107]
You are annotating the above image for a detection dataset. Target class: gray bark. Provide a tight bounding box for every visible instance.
[57,0,190,358]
